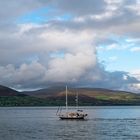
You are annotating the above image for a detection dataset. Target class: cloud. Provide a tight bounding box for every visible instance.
[130,70,140,81]
[45,52,96,84]
[53,0,107,16]
[0,62,46,89]
[0,0,140,92]
[125,70,140,92]
[106,44,119,50]
[129,83,140,93]
[0,24,97,89]
[130,47,140,52]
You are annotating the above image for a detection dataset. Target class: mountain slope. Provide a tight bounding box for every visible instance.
[0,85,19,96]
[0,85,49,106]
[23,86,140,106]
[1,85,140,106]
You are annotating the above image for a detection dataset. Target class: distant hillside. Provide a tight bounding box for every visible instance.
[0,85,49,106]
[0,85,140,106]
[23,86,140,106]
[0,85,19,96]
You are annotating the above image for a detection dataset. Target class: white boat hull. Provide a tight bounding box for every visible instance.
[59,112,87,120]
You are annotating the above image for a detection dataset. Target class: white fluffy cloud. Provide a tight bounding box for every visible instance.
[0,0,140,92]
[46,51,96,82]
[130,70,140,81]
[0,24,97,89]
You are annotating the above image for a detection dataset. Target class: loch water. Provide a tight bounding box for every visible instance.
[0,106,140,140]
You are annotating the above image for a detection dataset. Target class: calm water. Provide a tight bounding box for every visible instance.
[0,106,140,140]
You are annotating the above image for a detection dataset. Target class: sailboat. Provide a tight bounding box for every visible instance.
[57,86,88,120]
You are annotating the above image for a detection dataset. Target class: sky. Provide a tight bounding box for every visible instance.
[0,0,140,92]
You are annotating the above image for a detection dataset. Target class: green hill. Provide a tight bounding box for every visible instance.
[0,85,140,106]
[0,85,49,106]
[23,86,140,106]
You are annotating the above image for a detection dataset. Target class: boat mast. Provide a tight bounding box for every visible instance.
[76,91,78,110]
[66,85,68,114]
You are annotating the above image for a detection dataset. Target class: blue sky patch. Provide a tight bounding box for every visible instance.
[16,7,73,24]
[97,35,140,72]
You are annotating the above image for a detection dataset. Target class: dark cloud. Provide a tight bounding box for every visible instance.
[53,0,107,16]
